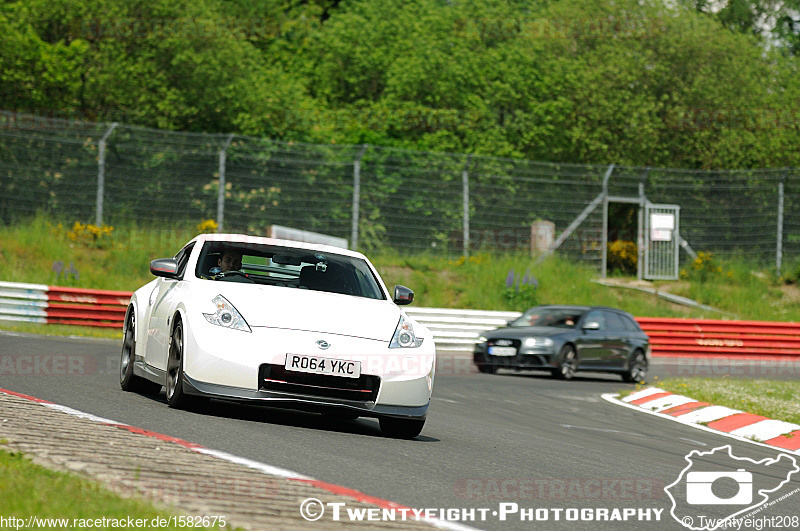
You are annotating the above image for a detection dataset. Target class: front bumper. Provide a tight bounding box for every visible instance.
[182,374,429,420]
[182,315,435,410]
[473,345,558,369]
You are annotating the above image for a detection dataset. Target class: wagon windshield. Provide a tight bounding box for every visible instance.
[509,308,584,328]
[194,242,386,300]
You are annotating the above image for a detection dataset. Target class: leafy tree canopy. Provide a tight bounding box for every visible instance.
[1,0,798,169]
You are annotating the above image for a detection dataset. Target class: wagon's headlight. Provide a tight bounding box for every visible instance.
[203,295,251,332]
[523,337,553,348]
[477,336,488,343]
[390,315,424,348]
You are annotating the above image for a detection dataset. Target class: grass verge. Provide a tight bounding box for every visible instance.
[0,321,121,340]
[0,446,232,529]
[2,215,800,320]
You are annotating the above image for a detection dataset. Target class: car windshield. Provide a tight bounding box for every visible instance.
[195,242,386,300]
[509,308,584,328]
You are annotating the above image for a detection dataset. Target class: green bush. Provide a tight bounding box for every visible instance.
[607,240,637,275]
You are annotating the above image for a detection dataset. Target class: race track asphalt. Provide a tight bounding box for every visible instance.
[1,332,798,530]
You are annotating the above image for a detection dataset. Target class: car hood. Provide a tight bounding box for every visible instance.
[195,283,401,342]
[484,326,571,338]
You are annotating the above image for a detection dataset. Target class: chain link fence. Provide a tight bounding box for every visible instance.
[1,111,797,275]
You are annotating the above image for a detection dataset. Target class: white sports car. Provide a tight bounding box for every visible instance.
[120,233,436,438]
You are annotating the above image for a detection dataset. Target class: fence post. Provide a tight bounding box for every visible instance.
[217,134,234,232]
[96,122,118,226]
[462,154,473,258]
[600,163,615,279]
[637,170,648,281]
[777,170,786,276]
[351,144,367,251]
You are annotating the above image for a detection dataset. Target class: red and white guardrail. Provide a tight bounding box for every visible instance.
[636,317,800,359]
[1,281,799,359]
[0,281,128,328]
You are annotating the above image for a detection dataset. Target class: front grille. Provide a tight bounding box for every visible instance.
[486,338,522,363]
[258,364,380,402]
[487,338,522,349]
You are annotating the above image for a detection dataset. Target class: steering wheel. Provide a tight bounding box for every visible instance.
[216,270,254,283]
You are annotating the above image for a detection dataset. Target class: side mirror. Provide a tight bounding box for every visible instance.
[393,285,414,305]
[150,258,179,279]
[582,321,600,331]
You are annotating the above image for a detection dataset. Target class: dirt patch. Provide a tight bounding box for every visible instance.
[778,283,800,304]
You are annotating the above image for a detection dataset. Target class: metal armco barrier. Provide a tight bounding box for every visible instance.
[2,281,799,359]
[404,307,522,351]
[0,281,128,328]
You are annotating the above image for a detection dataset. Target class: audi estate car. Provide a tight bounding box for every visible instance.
[120,233,435,439]
[473,305,650,382]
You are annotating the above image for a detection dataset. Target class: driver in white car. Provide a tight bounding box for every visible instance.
[217,248,242,273]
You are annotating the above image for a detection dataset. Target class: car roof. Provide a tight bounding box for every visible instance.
[525,305,590,311]
[189,233,368,260]
[526,305,633,315]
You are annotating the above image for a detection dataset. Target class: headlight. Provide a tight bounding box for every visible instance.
[523,337,553,348]
[203,295,251,332]
[390,315,424,348]
[477,336,488,343]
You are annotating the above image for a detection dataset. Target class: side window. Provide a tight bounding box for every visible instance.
[603,311,625,331]
[173,243,195,279]
[584,310,605,330]
[622,315,642,332]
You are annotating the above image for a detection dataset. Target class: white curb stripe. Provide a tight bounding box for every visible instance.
[621,387,666,402]
[43,403,128,425]
[195,448,313,480]
[637,395,697,413]
[673,405,743,424]
[729,419,800,441]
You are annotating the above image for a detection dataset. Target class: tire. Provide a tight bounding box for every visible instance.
[477,363,498,374]
[165,320,192,409]
[551,344,578,380]
[622,349,648,384]
[379,417,425,439]
[119,310,162,395]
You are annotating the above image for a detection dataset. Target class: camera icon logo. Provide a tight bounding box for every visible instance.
[686,468,752,505]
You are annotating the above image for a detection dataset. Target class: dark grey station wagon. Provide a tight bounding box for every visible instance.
[473,305,651,382]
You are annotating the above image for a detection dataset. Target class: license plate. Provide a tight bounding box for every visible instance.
[488,346,517,356]
[284,354,361,378]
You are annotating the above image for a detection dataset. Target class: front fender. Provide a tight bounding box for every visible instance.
[129,280,156,359]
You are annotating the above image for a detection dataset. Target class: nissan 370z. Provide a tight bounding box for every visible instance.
[119,233,435,439]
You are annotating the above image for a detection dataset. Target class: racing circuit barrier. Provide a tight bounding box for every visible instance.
[412,310,800,360]
[0,281,129,328]
[635,317,800,360]
[411,309,800,360]
[2,280,800,359]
